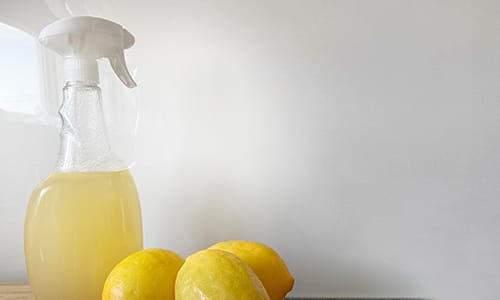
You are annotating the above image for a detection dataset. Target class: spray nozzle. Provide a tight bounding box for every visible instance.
[39,16,137,88]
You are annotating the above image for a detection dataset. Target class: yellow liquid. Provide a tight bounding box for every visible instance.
[24,170,143,300]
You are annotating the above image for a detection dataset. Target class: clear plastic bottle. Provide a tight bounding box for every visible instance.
[24,80,143,300]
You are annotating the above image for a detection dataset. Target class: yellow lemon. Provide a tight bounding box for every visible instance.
[175,249,270,300]
[209,240,294,300]
[102,248,184,300]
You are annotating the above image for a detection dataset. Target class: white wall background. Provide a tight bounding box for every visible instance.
[1,1,500,298]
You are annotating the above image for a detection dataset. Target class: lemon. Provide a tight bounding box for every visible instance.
[209,240,294,300]
[175,249,270,300]
[102,248,184,300]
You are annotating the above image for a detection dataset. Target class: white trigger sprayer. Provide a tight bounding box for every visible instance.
[39,16,137,88]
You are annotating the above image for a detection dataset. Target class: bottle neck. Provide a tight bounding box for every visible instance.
[56,81,124,172]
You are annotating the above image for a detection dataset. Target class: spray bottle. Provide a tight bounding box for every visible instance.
[24,16,142,300]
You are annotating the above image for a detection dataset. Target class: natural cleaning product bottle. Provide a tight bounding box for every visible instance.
[24,16,142,300]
